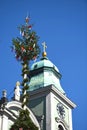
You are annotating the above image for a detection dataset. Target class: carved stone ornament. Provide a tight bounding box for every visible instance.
[55,117,69,130]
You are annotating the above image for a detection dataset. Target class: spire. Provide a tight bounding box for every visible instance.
[42,42,47,57]
[0,90,8,106]
[2,90,7,98]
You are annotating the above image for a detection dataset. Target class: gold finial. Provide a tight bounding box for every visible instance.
[16,81,20,86]
[42,42,47,57]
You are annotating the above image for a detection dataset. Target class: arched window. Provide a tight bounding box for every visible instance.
[58,124,64,130]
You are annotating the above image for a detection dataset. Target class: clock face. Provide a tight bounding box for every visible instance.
[56,103,65,119]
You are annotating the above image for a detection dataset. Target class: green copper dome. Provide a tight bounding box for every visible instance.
[29,57,65,94]
[31,57,59,72]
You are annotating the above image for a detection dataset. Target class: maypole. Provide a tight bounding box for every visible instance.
[10,16,40,130]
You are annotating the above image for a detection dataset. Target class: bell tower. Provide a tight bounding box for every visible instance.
[28,43,76,130]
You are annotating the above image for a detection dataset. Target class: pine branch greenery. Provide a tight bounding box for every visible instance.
[10,109,38,130]
[10,16,40,130]
[11,17,40,62]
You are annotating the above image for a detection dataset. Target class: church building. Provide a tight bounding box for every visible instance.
[0,43,76,130]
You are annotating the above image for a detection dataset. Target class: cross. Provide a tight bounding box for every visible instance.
[42,42,47,52]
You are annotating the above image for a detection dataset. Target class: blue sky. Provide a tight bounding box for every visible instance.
[0,0,87,130]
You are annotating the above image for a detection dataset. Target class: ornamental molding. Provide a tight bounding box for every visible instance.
[29,84,76,109]
[55,117,69,130]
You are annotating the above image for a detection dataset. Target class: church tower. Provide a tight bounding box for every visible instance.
[28,42,76,130]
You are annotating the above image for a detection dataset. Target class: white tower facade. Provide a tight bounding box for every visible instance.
[28,53,76,130]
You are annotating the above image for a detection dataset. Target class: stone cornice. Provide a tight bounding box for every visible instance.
[29,85,76,109]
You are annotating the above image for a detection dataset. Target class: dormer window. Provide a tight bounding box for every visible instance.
[34,64,38,69]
